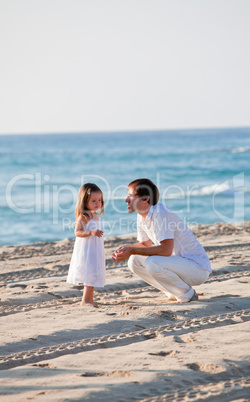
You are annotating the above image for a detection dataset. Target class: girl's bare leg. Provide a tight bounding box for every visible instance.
[80,285,98,307]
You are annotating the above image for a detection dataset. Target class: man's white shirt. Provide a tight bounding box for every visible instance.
[137,203,212,272]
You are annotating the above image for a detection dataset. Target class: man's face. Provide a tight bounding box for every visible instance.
[125,186,139,213]
[125,186,146,213]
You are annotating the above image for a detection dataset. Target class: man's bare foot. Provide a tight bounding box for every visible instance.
[189,290,199,302]
[164,292,177,302]
[166,296,177,302]
[80,301,99,307]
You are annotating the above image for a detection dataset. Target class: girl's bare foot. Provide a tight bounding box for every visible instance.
[80,300,99,307]
[81,286,97,307]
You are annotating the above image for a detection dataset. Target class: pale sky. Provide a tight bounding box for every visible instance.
[0,0,250,135]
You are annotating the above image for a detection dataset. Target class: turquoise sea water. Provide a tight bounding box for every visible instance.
[0,128,250,246]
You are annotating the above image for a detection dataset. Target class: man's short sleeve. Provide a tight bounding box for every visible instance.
[153,207,175,243]
[137,215,150,242]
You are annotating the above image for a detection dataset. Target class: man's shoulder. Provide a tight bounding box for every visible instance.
[152,203,180,223]
[153,203,170,215]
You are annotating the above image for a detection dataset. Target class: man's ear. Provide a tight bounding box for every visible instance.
[143,197,150,204]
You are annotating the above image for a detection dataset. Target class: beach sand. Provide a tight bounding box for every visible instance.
[0,222,250,401]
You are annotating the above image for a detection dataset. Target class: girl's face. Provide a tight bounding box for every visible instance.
[87,191,103,213]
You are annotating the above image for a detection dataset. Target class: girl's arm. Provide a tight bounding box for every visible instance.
[75,216,103,238]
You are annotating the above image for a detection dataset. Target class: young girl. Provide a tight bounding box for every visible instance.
[67,183,105,307]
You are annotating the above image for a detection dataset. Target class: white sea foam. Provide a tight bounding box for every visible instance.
[112,182,249,201]
[187,183,230,197]
[161,183,248,199]
[231,146,250,153]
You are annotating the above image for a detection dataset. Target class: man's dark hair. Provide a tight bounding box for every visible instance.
[128,178,159,205]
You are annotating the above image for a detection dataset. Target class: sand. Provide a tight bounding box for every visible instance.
[0,222,250,401]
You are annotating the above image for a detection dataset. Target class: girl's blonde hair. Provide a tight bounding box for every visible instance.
[75,183,104,220]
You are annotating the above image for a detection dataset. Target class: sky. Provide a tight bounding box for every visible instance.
[0,0,250,135]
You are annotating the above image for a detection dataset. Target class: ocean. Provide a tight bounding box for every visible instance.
[0,128,250,246]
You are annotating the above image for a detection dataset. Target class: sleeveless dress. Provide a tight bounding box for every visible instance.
[67,218,106,287]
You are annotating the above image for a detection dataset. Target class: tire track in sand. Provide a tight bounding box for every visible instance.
[0,281,147,317]
[0,242,249,284]
[0,269,249,317]
[0,309,249,371]
[0,259,125,284]
[139,375,250,401]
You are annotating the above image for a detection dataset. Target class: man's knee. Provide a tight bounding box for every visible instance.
[128,254,137,273]
[145,256,169,278]
[145,256,159,276]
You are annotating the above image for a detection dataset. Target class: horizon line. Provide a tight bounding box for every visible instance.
[0,125,250,136]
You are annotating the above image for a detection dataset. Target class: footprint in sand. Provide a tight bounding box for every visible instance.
[148,351,171,356]
[33,363,56,368]
[8,284,27,289]
[186,362,225,373]
[80,371,132,377]
[156,310,178,320]
[148,350,180,357]
[180,334,198,343]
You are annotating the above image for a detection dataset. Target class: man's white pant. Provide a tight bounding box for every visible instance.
[128,255,210,303]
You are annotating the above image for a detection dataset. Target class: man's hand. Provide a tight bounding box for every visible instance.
[112,246,133,262]
[112,239,173,262]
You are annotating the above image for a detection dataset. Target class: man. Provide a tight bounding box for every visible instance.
[112,178,211,303]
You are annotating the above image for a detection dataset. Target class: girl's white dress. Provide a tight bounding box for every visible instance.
[67,219,106,287]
